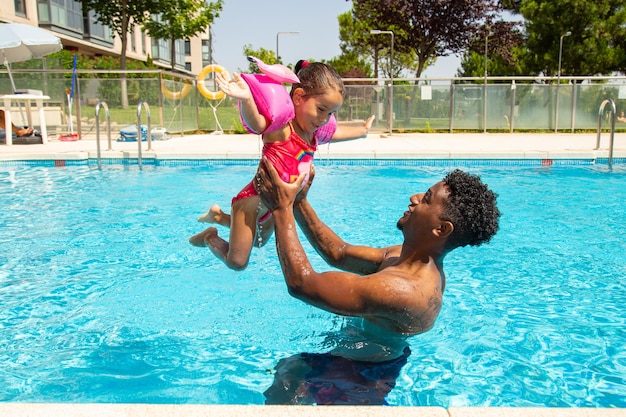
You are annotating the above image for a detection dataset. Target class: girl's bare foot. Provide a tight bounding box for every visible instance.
[198,204,224,223]
[189,227,218,247]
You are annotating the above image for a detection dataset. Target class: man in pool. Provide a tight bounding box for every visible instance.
[255,157,500,404]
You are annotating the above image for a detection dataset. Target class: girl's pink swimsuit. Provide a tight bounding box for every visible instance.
[232,127,319,208]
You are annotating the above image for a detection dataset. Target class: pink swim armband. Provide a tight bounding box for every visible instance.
[238,56,300,135]
[314,114,338,145]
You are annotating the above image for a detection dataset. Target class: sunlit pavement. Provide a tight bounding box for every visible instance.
[1,131,625,161]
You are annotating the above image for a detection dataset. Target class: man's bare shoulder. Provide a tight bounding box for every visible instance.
[364,263,444,335]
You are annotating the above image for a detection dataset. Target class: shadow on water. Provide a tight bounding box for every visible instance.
[263,347,411,405]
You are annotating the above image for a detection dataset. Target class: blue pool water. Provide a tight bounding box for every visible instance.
[0,161,624,407]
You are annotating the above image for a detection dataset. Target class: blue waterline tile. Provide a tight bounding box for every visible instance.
[0,158,624,168]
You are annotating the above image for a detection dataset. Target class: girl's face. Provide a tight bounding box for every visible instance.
[293,88,343,133]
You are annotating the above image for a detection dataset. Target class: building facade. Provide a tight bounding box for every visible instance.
[1,0,210,74]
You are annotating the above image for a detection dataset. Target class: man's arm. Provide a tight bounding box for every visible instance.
[257,159,438,334]
[284,161,393,275]
[270,201,404,321]
[293,196,393,275]
[256,159,401,319]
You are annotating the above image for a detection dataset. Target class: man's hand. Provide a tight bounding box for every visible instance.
[215,72,251,101]
[256,157,306,211]
[295,165,315,205]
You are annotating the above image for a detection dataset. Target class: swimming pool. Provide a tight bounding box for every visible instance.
[0,161,624,407]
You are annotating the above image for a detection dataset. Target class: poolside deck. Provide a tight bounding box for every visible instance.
[1,132,624,416]
[1,130,625,161]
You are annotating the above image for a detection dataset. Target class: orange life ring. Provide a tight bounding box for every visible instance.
[197,64,228,100]
[161,80,192,100]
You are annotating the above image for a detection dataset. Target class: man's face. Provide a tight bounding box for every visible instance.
[397,181,450,234]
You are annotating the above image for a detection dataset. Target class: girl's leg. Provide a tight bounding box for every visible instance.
[253,209,275,248]
[189,226,221,248]
[194,196,259,270]
[198,202,274,248]
[198,204,231,227]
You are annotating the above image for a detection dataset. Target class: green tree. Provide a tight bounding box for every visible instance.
[513,0,626,76]
[142,0,223,71]
[325,51,372,78]
[458,20,526,77]
[351,0,502,78]
[241,45,282,73]
[79,0,158,107]
[336,10,417,78]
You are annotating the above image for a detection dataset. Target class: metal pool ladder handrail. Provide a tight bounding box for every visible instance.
[595,98,616,168]
[95,100,112,170]
[136,101,152,169]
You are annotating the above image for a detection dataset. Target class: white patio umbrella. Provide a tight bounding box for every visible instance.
[0,22,62,92]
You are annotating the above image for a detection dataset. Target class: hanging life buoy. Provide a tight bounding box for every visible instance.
[161,81,192,100]
[197,64,228,100]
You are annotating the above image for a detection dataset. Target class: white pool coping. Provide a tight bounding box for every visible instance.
[1,131,625,161]
[1,132,624,415]
[1,403,625,417]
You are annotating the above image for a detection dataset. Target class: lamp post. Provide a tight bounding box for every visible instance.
[370,29,394,135]
[275,31,299,63]
[555,30,572,132]
[483,27,489,133]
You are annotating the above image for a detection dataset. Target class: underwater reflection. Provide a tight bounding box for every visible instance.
[264,318,411,405]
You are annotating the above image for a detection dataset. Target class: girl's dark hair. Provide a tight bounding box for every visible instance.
[441,169,501,249]
[292,60,344,97]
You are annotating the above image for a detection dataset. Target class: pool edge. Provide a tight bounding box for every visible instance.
[0,157,624,168]
[0,403,625,417]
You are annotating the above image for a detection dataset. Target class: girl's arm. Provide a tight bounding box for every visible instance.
[331,115,375,142]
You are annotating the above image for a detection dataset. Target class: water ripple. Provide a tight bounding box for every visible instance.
[1,164,624,406]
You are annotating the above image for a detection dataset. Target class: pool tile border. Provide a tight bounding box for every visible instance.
[1,404,625,417]
[0,157,623,168]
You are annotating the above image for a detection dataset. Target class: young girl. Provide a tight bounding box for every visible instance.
[189,60,348,270]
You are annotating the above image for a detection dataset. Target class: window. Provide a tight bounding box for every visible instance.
[38,0,84,34]
[184,40,191,56]
[152,38,170,61]
[130,26,136,52]
[14,0,26,16]
[84,10,113,45]
[175,39,185,66]
[201,39,211,66]
[152,38,186,68]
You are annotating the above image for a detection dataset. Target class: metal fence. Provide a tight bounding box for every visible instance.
[2,68,625,138]
[344,76,626,133]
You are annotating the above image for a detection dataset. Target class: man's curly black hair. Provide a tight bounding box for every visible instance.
[441,169,501,249]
